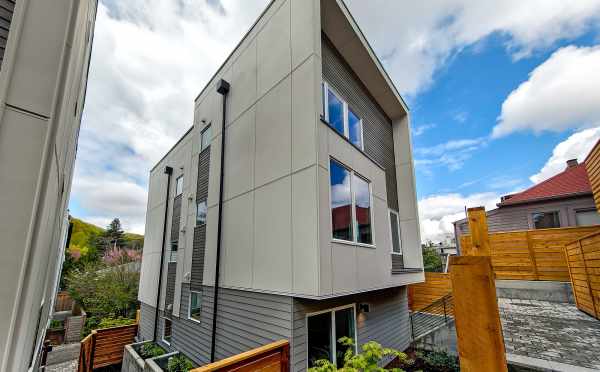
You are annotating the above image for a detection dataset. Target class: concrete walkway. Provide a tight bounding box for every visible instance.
[499,298,600,371]
[45,343,80,372]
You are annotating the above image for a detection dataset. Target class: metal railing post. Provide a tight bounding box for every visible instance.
[443,297,448,323]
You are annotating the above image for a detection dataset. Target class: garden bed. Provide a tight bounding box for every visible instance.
[386,348,459,372]
[145,352,196,372]
[122,341,167,372]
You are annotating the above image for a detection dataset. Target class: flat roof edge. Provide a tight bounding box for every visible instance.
[149,125,194,173]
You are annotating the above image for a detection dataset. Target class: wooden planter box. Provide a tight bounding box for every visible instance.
[45,327,65,346]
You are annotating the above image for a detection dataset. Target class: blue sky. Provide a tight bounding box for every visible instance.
[70,0,600,243]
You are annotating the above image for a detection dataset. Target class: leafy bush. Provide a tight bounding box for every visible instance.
[422,247,443,272]
[139,343,165,359]
[419,350,459,372]
[166,354,194,372]
[49,319,63,329]
[309,337,410,372]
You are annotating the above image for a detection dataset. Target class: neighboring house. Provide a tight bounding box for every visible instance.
[137,0,424,370]
[0,1,98,371]
[454,159,600,250]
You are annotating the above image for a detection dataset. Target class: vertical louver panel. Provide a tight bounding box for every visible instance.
[0,0,15,70]
[165,262,177,317]
[171,195,182,242]
[321,36,399,210]
[191,148,210,291]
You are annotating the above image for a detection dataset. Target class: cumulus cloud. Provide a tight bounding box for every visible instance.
[71,0,269,233]
[530,127,600,184]
[345,0,600,96]
[414,137,487,172]
[493,46,600,138]
[418,192,500,243]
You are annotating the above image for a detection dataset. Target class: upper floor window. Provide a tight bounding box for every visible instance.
[196,200,207,225]
[532,211,560,229]
[323,83,364,150]
[201,125,212,151]
[389,210,402,255]
[330,159,372,245]
[175,176,184,196]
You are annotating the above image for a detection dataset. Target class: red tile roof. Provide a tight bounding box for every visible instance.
[498,162,591,206]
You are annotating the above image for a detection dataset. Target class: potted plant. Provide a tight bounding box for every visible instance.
[122,340,166,372]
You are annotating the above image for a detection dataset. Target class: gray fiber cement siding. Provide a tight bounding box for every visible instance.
[0,0,15,69]
[139,286,410,371]
[321,35,399,211]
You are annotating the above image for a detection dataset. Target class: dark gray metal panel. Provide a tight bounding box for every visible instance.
[191,148,210,291]
[190,225,206,292]
[321,36,398,210]
[292,287,410,372]
[165,262,177,316]
[171,195,182,242]
[391,254,404,273]
[0,0,14,70]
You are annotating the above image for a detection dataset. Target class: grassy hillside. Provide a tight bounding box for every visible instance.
[68,217,144,254]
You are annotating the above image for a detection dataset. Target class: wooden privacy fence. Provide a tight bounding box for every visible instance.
[54,291,74,312]
[191,340,289,372]
[460,225,600,281]
[565,231,600,319]
[77,322,138,372]
[408,272,452,311]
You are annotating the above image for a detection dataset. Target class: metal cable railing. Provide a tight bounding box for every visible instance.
[410,294,454,340]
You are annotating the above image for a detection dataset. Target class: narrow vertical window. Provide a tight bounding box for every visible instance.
[201,125,212,151]
[189,292,202,322]
[169,242,178,262]
[307,312,332,366]
[175,176,184,196]
[347,107,362,149]
[334,307,356,366]
[307,305,357,368]
[353,175,372,244]
[196,200,207,225]
[327,88,345,135]
[162,318,172,344]
[389,210,402,254]
[330,160,353,241]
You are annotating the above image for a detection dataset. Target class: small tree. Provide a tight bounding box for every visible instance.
[422,247,443,272]
[308,337,410,372]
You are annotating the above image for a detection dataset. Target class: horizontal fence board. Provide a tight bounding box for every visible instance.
[565,229,600,320]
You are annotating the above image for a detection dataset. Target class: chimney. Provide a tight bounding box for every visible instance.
[566,159,578,168]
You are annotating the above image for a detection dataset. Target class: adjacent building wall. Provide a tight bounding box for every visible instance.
[0,1,98,370]
[454,196,597,249]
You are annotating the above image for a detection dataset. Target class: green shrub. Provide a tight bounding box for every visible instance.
[166,354,194,372]
[139,343,165,359]
[418,349,459,372]
[83,316,136,336]
[49,319,63,329]
[308,337,409,372]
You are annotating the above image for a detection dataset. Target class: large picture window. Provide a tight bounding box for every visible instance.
[330,159,373,245]
[323,83,364,150]
[307,305,357,368]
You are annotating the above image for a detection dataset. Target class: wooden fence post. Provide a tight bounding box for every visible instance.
[467,207,490,256]
[449,256,507,372]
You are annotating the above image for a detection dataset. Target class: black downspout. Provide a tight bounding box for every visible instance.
[153,165,173,341]
[211,79,230,362]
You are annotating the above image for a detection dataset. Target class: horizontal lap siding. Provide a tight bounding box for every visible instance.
[321,36,398,211]
[566,233,600,319]
[139,302,156,341]
[585,142,600,211]
[142,286,293,366]
[292,287,410,372]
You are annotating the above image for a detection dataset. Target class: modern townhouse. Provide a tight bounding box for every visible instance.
[0,0,98,371]
[137,0,424,370]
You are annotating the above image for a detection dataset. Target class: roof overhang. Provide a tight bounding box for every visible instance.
[321,0,409,120]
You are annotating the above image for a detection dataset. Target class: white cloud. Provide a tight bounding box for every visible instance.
[345,0,600,96]
[530,127,600,184]
[493,46,600,138]
[412,123,436,137]
[414,137,487,171]
[418,192,500,243]
[72,0,269,233]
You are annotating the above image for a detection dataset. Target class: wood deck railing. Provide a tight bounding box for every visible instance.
[460,225,600,281]
[77,312,139,372]
[191,340,289,372]
[565,231,600,320]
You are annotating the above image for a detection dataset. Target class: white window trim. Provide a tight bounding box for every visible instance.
[328,158,375,248]
[162,317,172,345]
[323,82,364,150]
[305,304,358,369]
[188,291,202,324]
[389,209,403,255]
